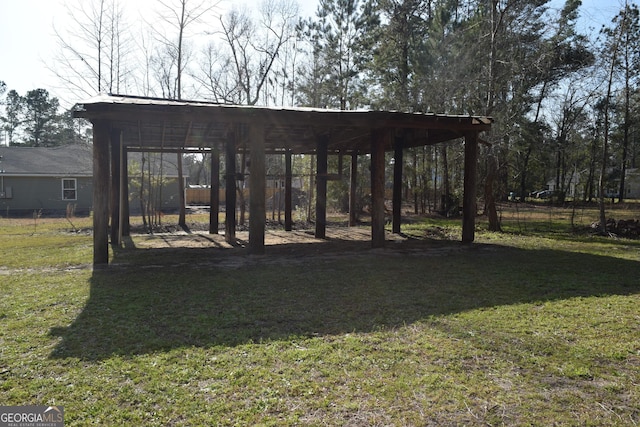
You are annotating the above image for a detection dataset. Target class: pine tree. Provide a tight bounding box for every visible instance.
[371,0,430,111]
[23,89,60,147]
[608,3,640,203]
[297,0,379,109]
[2,90,24,146]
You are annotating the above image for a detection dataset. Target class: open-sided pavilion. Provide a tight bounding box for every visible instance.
[73,94,492,265]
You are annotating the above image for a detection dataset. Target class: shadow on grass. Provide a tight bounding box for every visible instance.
[50,240,640,361]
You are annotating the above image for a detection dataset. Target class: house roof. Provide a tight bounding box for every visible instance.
[0,143,181,178]
[73,94,493,154]
[0,144,93,176]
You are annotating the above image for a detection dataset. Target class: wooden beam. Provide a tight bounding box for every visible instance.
[371,130,387,248]
[285,149,293,231]
[315,134,329,239]
[249,122,266,254]
[125,147,213,154]
[392,135,403,234]
[463,132,479,243]
[92,120,111,265]
[209,147,220,234]
[225,130,237,243]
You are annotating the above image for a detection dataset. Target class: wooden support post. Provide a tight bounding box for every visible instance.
[285,149,293,231]
[249,122,266,254]
[209,147,220,234]
[92,120,111,265]
[177,152,186,227]
[371,130,386,248]
[225,131,237,243]
[463,132,479,243]
[349,151,358,226]
[392,135,403,234]
[118,133,125,244]
[315,134,329,239]
[122,147,130,236]
[109,128,121,245]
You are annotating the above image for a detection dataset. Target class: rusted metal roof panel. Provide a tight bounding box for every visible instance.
[73,94,492,154]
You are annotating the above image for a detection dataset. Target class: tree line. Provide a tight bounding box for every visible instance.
[0,84,88,146]
[1,0,639,217]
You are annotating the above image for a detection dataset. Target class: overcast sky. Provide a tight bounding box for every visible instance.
[0,0,630,105]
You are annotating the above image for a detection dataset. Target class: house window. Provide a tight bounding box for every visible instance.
[62,178,77,200]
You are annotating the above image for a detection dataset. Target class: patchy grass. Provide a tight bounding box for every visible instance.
[1,209,639,426]
[493,201,640,235]
[0,216,94,269]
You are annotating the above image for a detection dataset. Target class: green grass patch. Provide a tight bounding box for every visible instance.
[1,211,639,425]
[0,217,94,269]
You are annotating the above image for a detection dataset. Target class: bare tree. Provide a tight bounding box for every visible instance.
[195,0,299,225]
[50,0,132,102]
[196,41,241,102]
[151,0,218,227]
[132,27,161,97]
[198,0,299,105]
[151,0,217,99]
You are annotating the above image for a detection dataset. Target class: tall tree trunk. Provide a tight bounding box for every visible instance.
[519,146,532,200]
[586,134,599,202]
[485,151,501,232]
[619,49,631,203]
[555,146,562,192]
[482,0,500,229]
[599,6,625,234]
[97,0,104,92]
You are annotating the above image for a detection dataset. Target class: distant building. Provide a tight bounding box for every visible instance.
[0,144,182,217]
[545,168,640,200]
[0,144,93,216]
[624,168,640,199]
[546,171,582,198]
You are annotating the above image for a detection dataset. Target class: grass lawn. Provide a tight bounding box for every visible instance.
[1,207,639,425]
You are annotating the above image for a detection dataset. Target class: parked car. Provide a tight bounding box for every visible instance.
[535,190,553,199]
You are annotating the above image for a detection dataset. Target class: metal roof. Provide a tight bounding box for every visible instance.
[73,94,492,155]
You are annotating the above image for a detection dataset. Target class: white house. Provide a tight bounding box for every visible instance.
[546,168,640,199]
[546,171,582,198]
[624,168,640,198]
